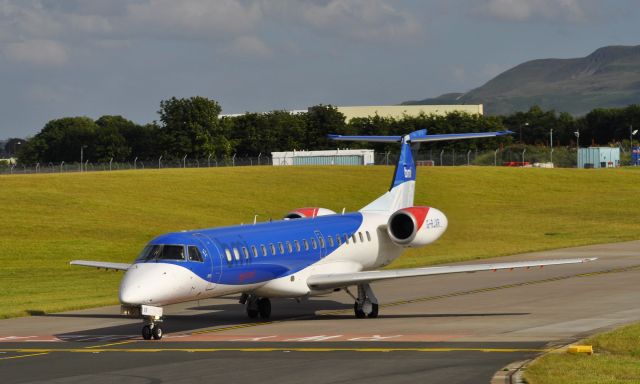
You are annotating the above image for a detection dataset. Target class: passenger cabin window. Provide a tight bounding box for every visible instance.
[270,243,276,255]
[351,234,357,243]
[294,240,301,252]
[158,245,185,260]
[261,244,267,256]
[278,242,285,254]
[233,248,240,261]
[188,246,204,262]
[303,239,309,251]
[286,241,293,253]
[358,232,364,242]
[336,234,342,245]
[242,247,250,260]
[366,231,371,241]
[344,234,349,244]
[311,238,318,250]
[251,245,258,258]
[318,236,325,249]
[327,236,334,247]
[225,249,232,263]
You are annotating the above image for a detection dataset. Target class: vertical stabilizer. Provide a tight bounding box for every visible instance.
[360,131,422,213]
[327,128,512,214]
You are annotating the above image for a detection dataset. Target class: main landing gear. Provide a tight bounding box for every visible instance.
[240,293,271,319]
[347,284,379,318]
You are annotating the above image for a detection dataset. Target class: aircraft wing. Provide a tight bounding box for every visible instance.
[70,260,132,271]
[327,130,512,143]
[306,258,596,290]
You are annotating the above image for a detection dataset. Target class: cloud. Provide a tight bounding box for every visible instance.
[226,36,273,58]
[125,0,262,40]
[4,39,68,66]
[266,0,422,41]
[476,0,594,23]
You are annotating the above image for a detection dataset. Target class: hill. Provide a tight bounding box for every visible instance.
[2,166,640,318]
[404,45,640,115]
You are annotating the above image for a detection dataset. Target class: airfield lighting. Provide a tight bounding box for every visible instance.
[520,122,529,143]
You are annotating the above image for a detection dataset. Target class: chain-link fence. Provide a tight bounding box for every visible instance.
[1,146,633,175]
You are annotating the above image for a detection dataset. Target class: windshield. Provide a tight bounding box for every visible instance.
[136,244,185,262]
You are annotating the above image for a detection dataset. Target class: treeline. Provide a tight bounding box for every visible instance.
[12,96,640,164]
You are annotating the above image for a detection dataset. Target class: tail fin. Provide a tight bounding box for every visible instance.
[328,129,511,213]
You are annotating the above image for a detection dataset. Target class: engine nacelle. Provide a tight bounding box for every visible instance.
[284,207,337,219]
[387,206,448,247]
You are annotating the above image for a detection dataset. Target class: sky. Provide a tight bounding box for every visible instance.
[1,0,639,138]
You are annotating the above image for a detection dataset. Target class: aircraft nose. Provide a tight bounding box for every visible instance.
[118,262,194,306]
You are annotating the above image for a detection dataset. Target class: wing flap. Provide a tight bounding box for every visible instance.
[70,260,131,271]
[307,258,596,290]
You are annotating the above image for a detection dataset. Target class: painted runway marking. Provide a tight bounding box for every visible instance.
[0,347,549,354]
[0,352,49,361]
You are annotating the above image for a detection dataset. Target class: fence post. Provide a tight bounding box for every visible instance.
[208,153,212,167]
[109,158,113,171]
[232,153,236,166]
[183,154,187,168]
[60,161,65,173]
[258,152,262,165]
[467,150,471,166]
[134,157,138,169]
[440,150,444,166]
[158,155,162,169]
[494,149,499,166]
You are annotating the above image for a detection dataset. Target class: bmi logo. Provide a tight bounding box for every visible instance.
[403,167,412,178]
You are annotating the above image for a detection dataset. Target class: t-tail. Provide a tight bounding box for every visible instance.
[328,129,512,213]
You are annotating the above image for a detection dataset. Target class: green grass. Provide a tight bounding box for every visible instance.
[524,323,640,383]
[1,166,640,318]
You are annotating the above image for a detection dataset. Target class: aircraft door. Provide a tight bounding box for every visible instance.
[314,230,327,259]
[195,233,222,291]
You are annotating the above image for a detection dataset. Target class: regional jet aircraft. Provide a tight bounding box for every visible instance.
[72,129,595,340]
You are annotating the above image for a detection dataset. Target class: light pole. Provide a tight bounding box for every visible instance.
[574,130,580,168]
[520,122,529,144]
[549,129,553,163]
[80,145,86,172]
[522,148,526,165]
[630,125,638,165]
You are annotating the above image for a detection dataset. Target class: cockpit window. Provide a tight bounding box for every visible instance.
[159,245,185,260]
[137,244,186,262]
[188,246,204,262]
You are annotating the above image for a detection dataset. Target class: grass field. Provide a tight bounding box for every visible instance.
[524,323,640,383]
[1,166,640,319]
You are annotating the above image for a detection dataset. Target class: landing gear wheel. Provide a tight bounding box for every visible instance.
[247,308,259,319]
[152,325,163,340]
[367,303,379,318]
[142,325,152,340]
[257,298,271,319]
[354,302,366,318]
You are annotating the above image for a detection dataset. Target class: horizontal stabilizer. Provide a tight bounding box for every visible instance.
[307,258,596,290]
[328,130,512,143]
[70,260,131,271]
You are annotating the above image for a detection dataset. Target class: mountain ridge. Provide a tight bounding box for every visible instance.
[403,45,640,115]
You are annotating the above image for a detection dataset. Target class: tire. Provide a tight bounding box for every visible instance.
[247,308,259,319]
[258,298,271,319]
[367,303,379,318]
[152,326,163,340]
[354,302,366,319]
[142,325,152,340]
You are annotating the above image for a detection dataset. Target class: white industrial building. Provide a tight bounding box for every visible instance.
[271,149,375,166]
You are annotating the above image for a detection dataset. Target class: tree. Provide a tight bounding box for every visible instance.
[305,105,347,150]
[157,96,230,158]
[18,117,98,163]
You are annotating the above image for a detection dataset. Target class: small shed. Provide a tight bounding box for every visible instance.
[577,147,620,168]
[271,149,374,166]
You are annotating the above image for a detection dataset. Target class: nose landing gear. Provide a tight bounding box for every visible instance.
[142,321,163,340]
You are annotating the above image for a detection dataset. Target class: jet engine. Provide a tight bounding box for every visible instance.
[386,206,448,247]
[284,207,337,219]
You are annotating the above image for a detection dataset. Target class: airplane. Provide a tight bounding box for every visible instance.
[71,129,595,340]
